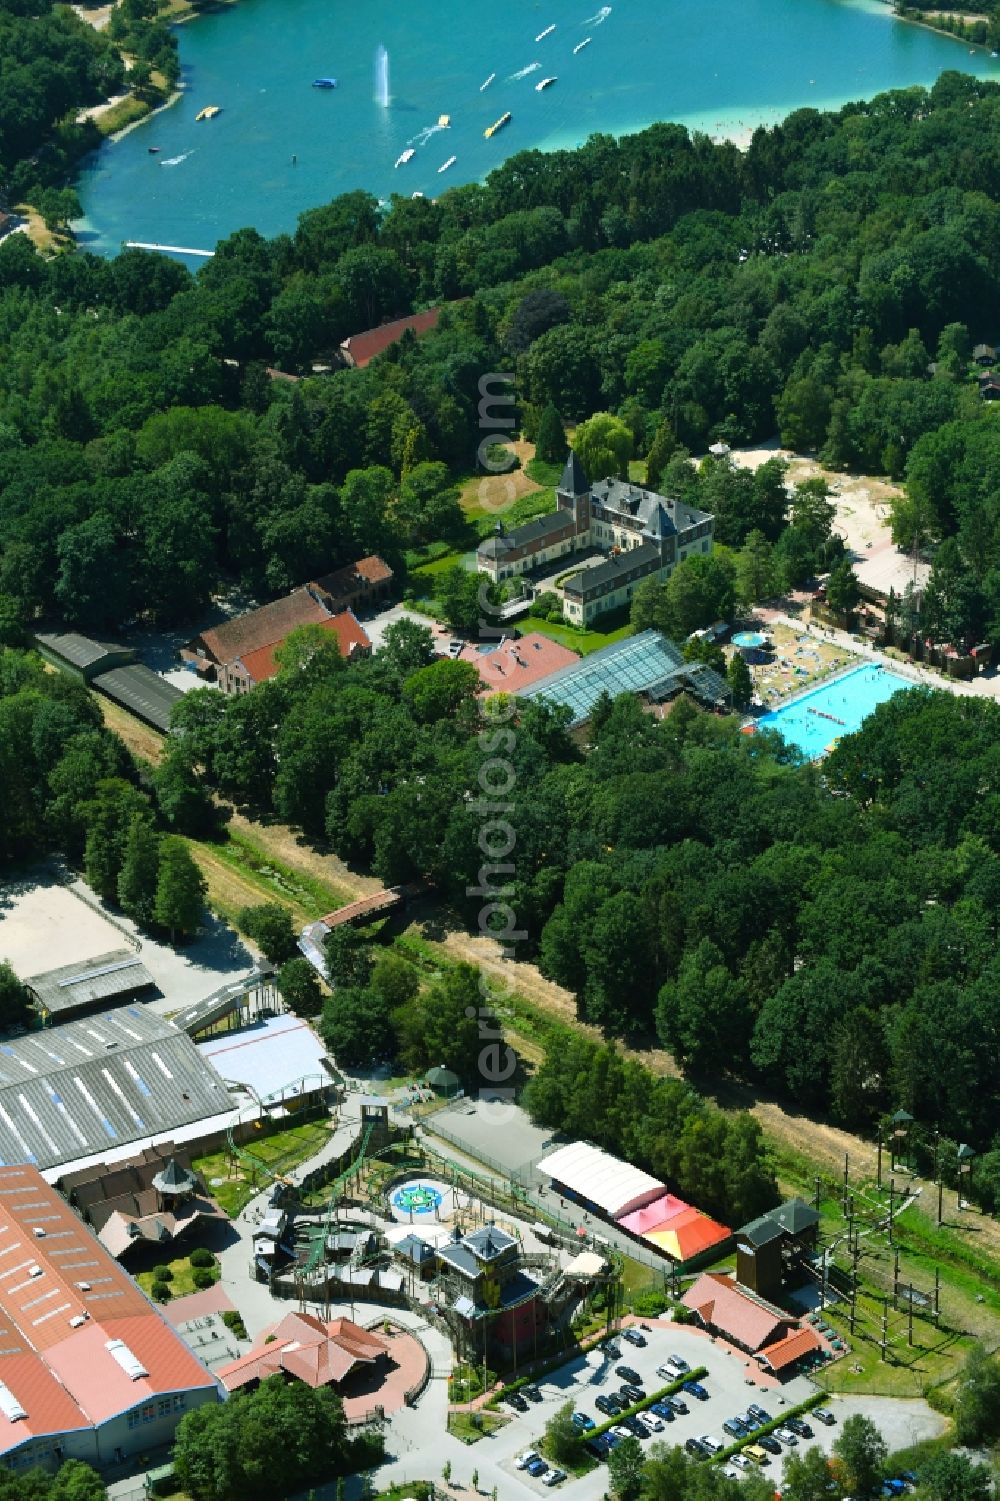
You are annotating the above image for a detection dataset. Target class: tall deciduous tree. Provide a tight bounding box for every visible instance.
[572,411,633,482]
[154,837,206,942]
[117,816,161,928]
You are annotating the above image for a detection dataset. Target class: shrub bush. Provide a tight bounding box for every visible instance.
[151,1264,173,1282]
[192,1267,216,1290]
[189,1248,216,1268]
[221,1309,248,1340]
[151,1281,171,1302]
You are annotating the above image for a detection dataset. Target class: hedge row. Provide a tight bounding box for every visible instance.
[710,1390,827,1467]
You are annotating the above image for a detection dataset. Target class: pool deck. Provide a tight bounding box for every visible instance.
[761,611,998,700]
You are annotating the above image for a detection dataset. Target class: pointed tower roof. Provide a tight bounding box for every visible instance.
[559,450,589,496]
[646,501,677,539]
[152,1157,196,1196]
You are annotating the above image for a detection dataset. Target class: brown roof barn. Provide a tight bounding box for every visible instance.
[340,308,442,368]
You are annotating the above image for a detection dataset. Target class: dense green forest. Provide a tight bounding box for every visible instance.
[0,0,158,207]
[3,76,1000,1175]
[2,73,1000,643]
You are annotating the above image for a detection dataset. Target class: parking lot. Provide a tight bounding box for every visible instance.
[486,1321,945,1491]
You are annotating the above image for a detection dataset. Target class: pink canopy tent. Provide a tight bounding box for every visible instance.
[617,1193,689,1236]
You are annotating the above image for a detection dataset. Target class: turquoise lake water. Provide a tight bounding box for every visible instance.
[75,0,1000,258]
[758,664,914,759]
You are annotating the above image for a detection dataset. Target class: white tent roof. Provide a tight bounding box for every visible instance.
[537,1141,665,1219]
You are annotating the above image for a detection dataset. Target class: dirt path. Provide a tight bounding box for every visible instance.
[226,814,380,902]
[460,438,543,519]
[95,697,167,765]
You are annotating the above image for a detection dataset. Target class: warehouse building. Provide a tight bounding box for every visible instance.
[31,630,183,734]
[0,1007,233,1173]
[26,950,157,1025]
[0,1165,220,1474]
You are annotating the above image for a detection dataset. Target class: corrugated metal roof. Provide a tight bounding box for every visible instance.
[27,951,156,1018]
[0,1009,232,1171]
[91,665,183,734]
[32,631,134,673]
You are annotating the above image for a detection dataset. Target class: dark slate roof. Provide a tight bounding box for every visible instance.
[27,950,156,1017]
[33,630,134,673]
[92,665,183,734]
[559,450,589,497]
[463,1224,517,1260]
[737,1214,785,1249]
[769,1198,821,1235]
[477,508,568,558]
[152,1157,196,1193]
[562,541,663,597]
[436,1241,480,1277]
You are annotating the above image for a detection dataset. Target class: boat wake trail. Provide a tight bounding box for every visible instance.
[583,5,612,23]
[508,61,541,79]
[409,122,444,147]
[160,151,194,167]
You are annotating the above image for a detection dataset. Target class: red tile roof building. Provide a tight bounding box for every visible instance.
[216,1312,389,1393]
[758,1325,823,1373]
[682,1272,790,1352]
[458,633,580,696]
[339,309,442,369]
[237,610,371,688]
[0,1166,219,1474]
[185,558,390,694]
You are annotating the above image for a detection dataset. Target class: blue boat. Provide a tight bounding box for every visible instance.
[312,77,338,88]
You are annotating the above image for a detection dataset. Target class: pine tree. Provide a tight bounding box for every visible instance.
[727,651,753,711]
[644,420,677,490]
[535,403,567,465]
[117,816,161,928]
[154,837,206,942]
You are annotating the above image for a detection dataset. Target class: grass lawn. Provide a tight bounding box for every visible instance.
[447,1411,509,1444]
[525,457,565,487]
[193,1117,336,1216]
[183,826,349,930]
[410,548,470,581]
[136,1250,219,1300]
[518,612,633,656]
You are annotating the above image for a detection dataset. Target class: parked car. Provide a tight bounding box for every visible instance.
[730,1454,751,1471]
[650,1402,675,1422]
[526,1459,548,1478]
[685,1437,709,1458]
[612,1426,633,1442]
[881,1482,907,1498]
[621,1384,646,1404]
[639,1412,664,1432]
[748,1405,772,1423]
[699,1435,723,1454]
[776,1427,799,1446]
[723,1418,749,1439]
[787,1416,813,1438]
[625,1418,648,1439]
[516,1452,539,1470]
[583,1439,608,1462]
[572,1412,595,1432]
[543,1470,567,1487]
[616,1365,642,1384]
[508,1392,529,1412]
[684,1381,710,1400]
[815,1409,836,1426]
[660,1355,690,1377]
[722,1467,742,1481]
[622,1328,647,1347]
[524,1383,543,1402]
[664,1395,688,1415]
[745,1445,769,1466]
[603,1341,621,1358]
[596,1395,621,1417]
[758,1435,782,1455]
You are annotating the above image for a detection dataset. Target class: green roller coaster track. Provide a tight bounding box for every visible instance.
[298,1119,376,1276]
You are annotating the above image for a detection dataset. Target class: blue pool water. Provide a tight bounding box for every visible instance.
[758,664,914,759]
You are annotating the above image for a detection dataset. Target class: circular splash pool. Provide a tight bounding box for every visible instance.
[391,1178,447,1217]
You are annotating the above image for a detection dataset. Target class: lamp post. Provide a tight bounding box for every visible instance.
[957,1143,977,1211]
[935,1129,943,1227]
[876,1123,883,1189]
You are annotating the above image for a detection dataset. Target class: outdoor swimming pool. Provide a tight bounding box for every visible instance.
[757,663,914,759]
